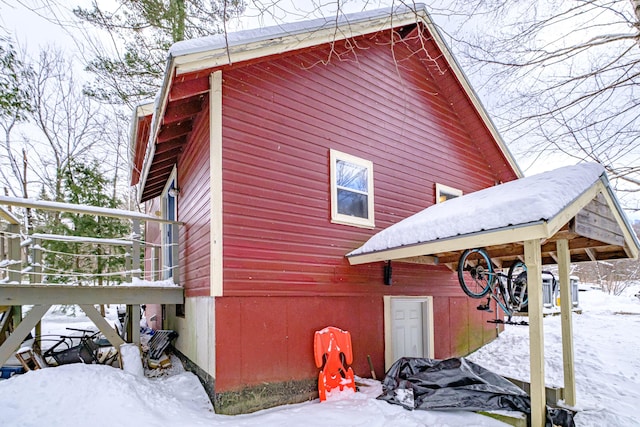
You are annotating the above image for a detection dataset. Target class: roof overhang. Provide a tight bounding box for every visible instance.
[130,102,154,187]
[132,3,522,202]
[347,166,639,269]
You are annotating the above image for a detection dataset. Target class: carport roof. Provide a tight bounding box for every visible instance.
[347,163,639,268]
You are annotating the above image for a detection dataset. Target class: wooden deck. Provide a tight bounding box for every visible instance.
[0,196,185,369]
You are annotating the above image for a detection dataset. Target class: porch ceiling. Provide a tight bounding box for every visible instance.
[347,163,639,270]
[139,71,210,202]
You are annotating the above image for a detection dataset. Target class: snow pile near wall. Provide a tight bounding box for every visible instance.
[120,344,143,378]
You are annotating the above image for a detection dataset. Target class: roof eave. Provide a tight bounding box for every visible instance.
[347,174,640,265]
[168,5,521,178]
[347,220,549,265]
[137,4,522,201]
[129,102,155,187]
[137,56,178,204]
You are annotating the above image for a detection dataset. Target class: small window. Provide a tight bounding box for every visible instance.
[330,149,375,228]
[435,183,462,203]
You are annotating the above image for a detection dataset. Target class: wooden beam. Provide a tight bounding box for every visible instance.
[0,285,184,305]
[155,137,186,155]
[163,97,204,125]
[148,156,179,174]
[168,77,209,102]
[348,221,549,265]
[524,239,546,427]
[557,239,577,406]
[394,255,438,265]
[152,146,184,164]
[157,120,193,143]
[79,304,126,348]
[0,195,180,225]
[0,206,20,224]
[0,304,51,367]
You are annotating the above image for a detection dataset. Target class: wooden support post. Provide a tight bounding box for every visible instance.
[125,252,132,282]
[7,224,22,326]
[131,220,141,280]
[557,239,576,406]
[131,304,141,345]
[30,238,42,285]
[524,239,546,427]
[31,238,43,347]
[78,304,126,348]
[151,246,160,281]
[0,229,6,281]
[7,223,20,284]
[0,304,51,367]
[171,223,180,284]
[124,304,141,345]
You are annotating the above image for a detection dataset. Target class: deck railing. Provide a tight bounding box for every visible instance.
[0,196,181,287]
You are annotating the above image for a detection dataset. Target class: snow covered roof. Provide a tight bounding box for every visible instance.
[133,4,523,202]
[170,5,421,58]
[347,163,639,266]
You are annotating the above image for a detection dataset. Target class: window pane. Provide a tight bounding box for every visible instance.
[337,160,367,192]
[337,189,368,218]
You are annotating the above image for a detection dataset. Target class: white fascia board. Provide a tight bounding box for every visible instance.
[129,102,155,186]
[347,221,549,265]
[173,12,422,75]
[170,5,521,177]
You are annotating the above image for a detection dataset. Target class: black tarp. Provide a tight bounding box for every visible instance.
[377,357,574,427]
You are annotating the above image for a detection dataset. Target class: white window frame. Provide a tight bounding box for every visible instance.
[330,149,375,229]
[161,168,178,281]
[435,183,462,204]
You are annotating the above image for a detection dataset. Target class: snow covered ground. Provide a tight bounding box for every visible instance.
[1,284,639,427]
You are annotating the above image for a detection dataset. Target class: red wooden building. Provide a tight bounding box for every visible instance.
[130,5,521,414]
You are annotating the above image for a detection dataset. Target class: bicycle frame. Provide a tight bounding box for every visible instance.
[485,274,522,319]
[457,248,528,324]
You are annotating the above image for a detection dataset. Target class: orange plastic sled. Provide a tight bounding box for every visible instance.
[314,326,356,401]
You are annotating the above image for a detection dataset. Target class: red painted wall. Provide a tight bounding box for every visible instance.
[213,30,516,392]
[176,100,211,296]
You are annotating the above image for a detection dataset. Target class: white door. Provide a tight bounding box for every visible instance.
[387,297,433,367]
[391,299,423,358]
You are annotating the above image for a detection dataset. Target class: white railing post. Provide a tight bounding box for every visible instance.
[171,222,180,285]
[30,238,42,285]
[7,223,21,324]
[131,219,141,280]
[0,227,6,281]
[151,246,160,281]
[7,223,20,284]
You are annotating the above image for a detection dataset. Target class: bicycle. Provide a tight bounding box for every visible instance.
[457,248,529,325]
[37,328,119,367]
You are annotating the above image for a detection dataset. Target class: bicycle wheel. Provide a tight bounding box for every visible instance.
[507,260,528,309]
[457,248,493,298]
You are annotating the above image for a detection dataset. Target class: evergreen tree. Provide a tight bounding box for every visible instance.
[74,0,246,106]
[0,38,31,120]
[37,160,131,285]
